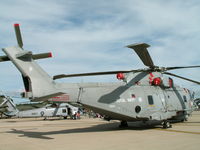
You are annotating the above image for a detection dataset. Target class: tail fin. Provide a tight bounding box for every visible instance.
[2,46,63,101]
[1,24,63,101]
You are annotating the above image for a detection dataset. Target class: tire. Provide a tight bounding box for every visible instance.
[162,121,172,129]
[40,111,44,117]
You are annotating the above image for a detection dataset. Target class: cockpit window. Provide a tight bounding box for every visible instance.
[62,109,67,113]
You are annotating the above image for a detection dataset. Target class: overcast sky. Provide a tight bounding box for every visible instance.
[0,0,200,96]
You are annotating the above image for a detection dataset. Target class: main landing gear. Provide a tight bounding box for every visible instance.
[162,120,172,129]
[119,120,128,128]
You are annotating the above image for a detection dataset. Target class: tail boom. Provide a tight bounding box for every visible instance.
[2,46,61,101]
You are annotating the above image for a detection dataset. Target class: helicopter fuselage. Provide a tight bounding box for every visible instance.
[57,72,194,122]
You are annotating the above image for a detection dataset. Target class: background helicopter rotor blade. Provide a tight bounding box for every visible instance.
[14,24,23,48]
[126,43,155,68]
[163,72,200,84]
[53,69,144,80]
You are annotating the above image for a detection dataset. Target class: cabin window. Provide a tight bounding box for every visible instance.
[62,109,67,113]
[183,96,187,102]
[148,95,154,105]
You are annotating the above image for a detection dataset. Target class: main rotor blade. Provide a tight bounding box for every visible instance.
[163,72,200,84]
[14,24,23,48]
[127,43,155,68]
[53,69,143,80]
[165,65,200,71]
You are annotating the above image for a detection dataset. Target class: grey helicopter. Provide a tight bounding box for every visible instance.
[0,92,78,119]
[1,24,200,128]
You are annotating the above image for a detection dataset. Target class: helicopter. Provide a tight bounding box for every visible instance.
[0,92,78,119]
[1,24,200,128]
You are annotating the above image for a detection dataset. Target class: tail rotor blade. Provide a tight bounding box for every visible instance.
[32,52,53,60]
[14,24,23,48]
[0,52,52,62]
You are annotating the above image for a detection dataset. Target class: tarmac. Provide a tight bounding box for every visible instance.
[0,111,200,150]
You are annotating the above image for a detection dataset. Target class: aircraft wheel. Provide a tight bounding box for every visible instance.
[184,115,188,121]
[40,111,44,117]
[162,121,172,129]
[181,116,188,122]
[119,121,128,128]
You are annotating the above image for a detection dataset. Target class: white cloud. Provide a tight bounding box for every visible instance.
[0,0,200,94]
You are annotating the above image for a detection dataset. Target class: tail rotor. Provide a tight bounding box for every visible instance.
[14,24,23,48]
